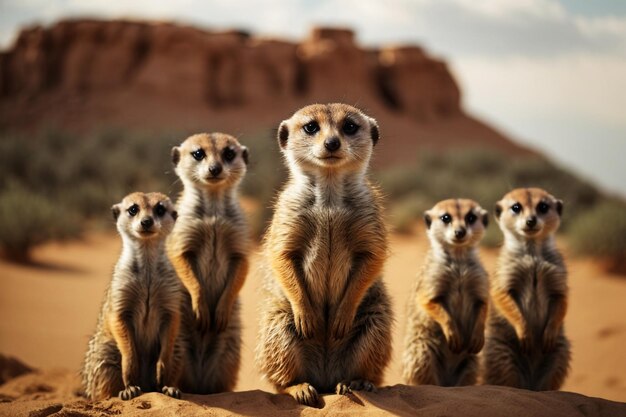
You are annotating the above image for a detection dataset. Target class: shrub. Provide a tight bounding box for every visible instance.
[568,199,626,273]
[0,184,80,262]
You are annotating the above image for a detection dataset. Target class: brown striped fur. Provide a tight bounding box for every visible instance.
[256,104,393,406]
[167,133,250,394]
[403,199,489,386]
[483,187,570,390]
[82,192,184,401]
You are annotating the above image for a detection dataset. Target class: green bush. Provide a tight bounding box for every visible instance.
[568,199,626,272]
[0,184,80,262]
[374,148,603,247]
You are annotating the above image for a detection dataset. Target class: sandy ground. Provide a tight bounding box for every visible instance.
[0,231,625,414]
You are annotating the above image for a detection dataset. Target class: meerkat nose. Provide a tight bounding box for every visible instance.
[141,217,154,230]
[526,216,537,228]
[324,137,341,152]
[209,164,223,177]
[454,227,467,239]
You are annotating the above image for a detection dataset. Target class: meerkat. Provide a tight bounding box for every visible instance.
[255,103,393,407]
[167,133,250,394]
[402,199,489,387]
[483,187,570,390]
[82,192,183,401]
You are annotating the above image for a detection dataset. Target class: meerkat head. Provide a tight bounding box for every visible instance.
[424,199,489,249]
[494,187,563,240]
[277,103,379,174]
[171,133,249,190]
[111,192,177,241]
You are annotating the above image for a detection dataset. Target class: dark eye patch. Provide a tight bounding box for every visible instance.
[466,212,477,225]
[511,203,522,214]
[342,119,359,135]
[223,147,236,162]
[155,203,166,217]
[191,149,206,161]
[303,121,320,135]
[537,201,550,214]
[127,204,139,217]
[440,213,452,224]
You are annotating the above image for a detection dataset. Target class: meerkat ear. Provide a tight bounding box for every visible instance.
[424,211,432,229]
[171,146,181,166]
[481,210,489,228]
[556,199,563,216]
[241,146,249,165]
[111,204,121,220]
[278,121,289,149]
[494,203,503,221]
[369,117,380,146]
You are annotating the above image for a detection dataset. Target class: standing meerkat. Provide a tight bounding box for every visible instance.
[256,103,393,406]
[82,192,183,401]
[167,133,250,394]
[403,199,489,386]
[483,187,570,390]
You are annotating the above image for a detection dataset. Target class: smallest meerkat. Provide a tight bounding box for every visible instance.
[403,199,489,386]
[82,192,184,401]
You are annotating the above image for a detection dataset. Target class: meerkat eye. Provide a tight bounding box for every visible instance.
[342,119,359,135]
[303,121,320,135]
[466,212,477,225]
[537,202,550,214]
[223,147,236,162]
[127,204,139,217]
[511,203,522,214]
[440,214,452,224]
[191,149,206,161]
[155,203,166,217]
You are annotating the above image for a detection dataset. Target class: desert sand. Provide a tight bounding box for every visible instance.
[1,231,626,416]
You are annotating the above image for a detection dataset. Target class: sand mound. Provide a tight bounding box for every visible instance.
[0,354,33,386]
[0,368,624,417]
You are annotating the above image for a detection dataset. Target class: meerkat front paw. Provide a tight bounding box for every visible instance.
[119,385,142,400]
[336,379,377,395]
[467,332,485,354]
[330,306,355,339]
[293,309,316,338]
[161,386,181,399]
[542,326,560,353]
[443,325,464,353]
[284,383,319,407]
[192,298,210,333]
[213,297,231,333]
[515,326,533,353]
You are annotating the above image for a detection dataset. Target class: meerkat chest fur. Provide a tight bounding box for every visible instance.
[172,187,248,301]
[421,249,488,323]
[109,242,181,346]
[274,172,384,306]
[497,240,567,331]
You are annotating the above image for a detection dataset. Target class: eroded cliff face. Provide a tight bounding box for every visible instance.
[0,19,527,164]
[0,20,460,118]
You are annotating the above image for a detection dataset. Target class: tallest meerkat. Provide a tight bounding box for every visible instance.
[256,103,393,406]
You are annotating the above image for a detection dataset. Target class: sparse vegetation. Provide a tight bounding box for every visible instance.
[568,200,626,273]
[0,130,623,271]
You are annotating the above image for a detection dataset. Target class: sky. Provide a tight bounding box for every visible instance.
[1,0,625,197]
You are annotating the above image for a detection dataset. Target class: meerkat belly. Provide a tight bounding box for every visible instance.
[518,263,552,335]
[195,219,236,306]
[301,208,354,307]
